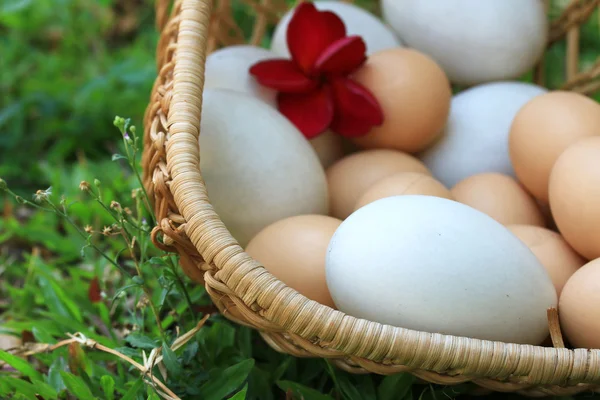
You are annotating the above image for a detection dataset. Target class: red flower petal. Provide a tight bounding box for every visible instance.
[287,2,346,74]
[88,276,101,303]
[330,77,384,137]
[249,59,318,93]
[320,10,346,35]
[314,36,367,75]
[278,86,334,139]
[330,114,373,138]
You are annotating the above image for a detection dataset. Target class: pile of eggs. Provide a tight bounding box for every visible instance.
[196,1,600,348]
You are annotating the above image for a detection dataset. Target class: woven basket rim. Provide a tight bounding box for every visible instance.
[145,0,600,393]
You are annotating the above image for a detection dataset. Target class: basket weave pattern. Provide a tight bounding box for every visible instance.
[143,0,600,395]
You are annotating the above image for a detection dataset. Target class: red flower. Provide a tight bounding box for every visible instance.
[88,276,102,303]
[249,2,384,139]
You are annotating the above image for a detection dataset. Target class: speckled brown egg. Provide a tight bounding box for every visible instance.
[549,136,600,260]
[327,149,431,219]
[509,91,600,202]
[558,258,600,348]
[507,225,585,296]
[451,173,545,226]
[352,48,451,153]
[245,215,342,308]
[354,172,452,210]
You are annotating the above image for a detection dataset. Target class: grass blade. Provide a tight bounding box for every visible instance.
[378,373,415,400]
[199,359,255,400]
[277,381,334,400]
[0,350,44,381]
[60,371,96,400]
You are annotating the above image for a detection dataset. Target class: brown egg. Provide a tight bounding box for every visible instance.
[507,225,585,296]
[451,173,545,226]
[509,91,600,202]
[558,258,600,348]
[245,215,341,308]
[309,131,345,169]
[327,149,431,219]
[351,48,451,153]
[549,137,600,260]
[354,172,452,210]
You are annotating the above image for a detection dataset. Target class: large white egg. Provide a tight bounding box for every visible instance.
[420,82,547,188]
[326,195,556,344]
[271,1,402,58]
[205,45,344,169]
[204,45,278,107]
[382,0,547,85]
[199,89,328,246]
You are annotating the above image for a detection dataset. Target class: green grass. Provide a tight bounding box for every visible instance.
[0,0,157,191]
[1,0,599,399]
[0,119,470,399]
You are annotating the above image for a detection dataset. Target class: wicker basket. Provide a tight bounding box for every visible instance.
[143,0,600,396]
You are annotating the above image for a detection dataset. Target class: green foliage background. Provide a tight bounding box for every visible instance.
[1,0,157,189]
[0,0,599,399]
[2,0,599,189]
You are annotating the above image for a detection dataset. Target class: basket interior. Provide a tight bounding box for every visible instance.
[142,0,600,396]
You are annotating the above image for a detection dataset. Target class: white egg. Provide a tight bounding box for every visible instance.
[382,0,547,85]
[326,195,556,344]
[271,1,402,58]
[309,131,345,169]
[204,45,278,107]
[420,81,547,188]
[199,89,328,246]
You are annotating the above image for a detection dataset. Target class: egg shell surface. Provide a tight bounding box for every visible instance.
[451,173,545,227]
[381,0,547,85]
[270,1,402,57]
[326,195,557,344]
[509,91,600,202]
[420,81,547,188]
[352,48,451,153]
[559,258,600,348]
[354,172,451,211]
[549,136,600,260]
[326,149,430,219]
[199,89,328,246]
[507,225,584,296]
[204,45,279,108]
[246,215,341,308]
